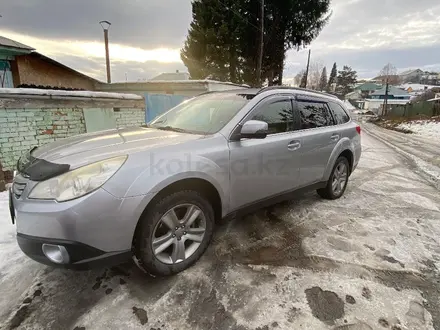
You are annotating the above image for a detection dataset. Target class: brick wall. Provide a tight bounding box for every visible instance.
[0,108,86,171]
[114,108,145,128]
[0,107,146,174]
[15,55,96,90]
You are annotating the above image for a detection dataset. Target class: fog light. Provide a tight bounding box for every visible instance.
[42,244,70,264]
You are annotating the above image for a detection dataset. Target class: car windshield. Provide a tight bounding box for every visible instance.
[148,92,254,134]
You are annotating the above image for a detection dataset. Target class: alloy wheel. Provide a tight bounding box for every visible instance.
[151,204,206,264]
[332,162,348,195]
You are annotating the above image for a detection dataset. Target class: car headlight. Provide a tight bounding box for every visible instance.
[29,156,127,202]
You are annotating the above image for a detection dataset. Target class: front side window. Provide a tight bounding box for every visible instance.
[328,102,350,124]
[250,99,294,134]
[298,101,334,129]
[149,92,253,134]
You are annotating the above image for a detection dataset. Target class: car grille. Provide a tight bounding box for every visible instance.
[13,174,29,198]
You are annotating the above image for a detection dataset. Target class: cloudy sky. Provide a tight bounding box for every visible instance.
[1,0,439,83]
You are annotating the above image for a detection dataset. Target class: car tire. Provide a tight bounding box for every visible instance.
[317,156,350,200]
[134,190,214,276]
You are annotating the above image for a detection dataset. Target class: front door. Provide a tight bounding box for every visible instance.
[295,98,338,186]
[228,96,302,211]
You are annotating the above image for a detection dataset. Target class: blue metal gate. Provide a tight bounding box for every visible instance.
[145,93,188,123]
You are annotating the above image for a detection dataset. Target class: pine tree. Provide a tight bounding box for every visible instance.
[181,0,243,83]
[327,62,337,90]
[318,67,327,91]
[182,0,331,86]
[336,65,358,96]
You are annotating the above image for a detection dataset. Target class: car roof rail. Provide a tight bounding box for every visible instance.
[257,86,339,99]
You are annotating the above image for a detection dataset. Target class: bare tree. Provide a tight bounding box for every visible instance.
[379,63,399,85]
[308,61,324,90]
[294,69,306,87]
[379,63,398,115]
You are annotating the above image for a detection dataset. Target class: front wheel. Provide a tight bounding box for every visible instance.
[317,156,350,200]
[135,190,214,276]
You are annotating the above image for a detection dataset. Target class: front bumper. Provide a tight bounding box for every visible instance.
[10,175,155,268]
[17,233,132,270]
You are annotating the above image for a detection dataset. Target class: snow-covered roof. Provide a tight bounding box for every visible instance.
[0,88,143,100]
[399,83,437,91]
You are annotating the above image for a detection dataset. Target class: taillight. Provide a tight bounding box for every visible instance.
[356,126,361,134]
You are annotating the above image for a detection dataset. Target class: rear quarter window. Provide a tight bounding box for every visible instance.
[328,102,350,124]
[298,101,334,129]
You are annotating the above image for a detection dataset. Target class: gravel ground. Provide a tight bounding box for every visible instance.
[0,131,439,330]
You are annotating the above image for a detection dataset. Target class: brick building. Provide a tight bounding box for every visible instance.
[0,36,100,90]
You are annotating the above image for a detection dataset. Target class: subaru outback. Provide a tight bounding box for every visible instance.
[9,87,361,276]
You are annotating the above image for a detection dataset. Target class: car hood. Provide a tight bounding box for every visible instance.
[32,127,204,167]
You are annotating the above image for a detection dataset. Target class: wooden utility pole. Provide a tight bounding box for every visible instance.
[256,0,264,87]
[383,79,389,116]
[304,49,311,88]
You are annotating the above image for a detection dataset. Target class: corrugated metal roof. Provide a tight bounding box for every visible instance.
[370,86,410,96]
[0,36,34,50]
[354,82,381,91]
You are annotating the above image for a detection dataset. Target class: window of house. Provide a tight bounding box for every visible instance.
[251,99,294,134]
[298,101,334,129]
[327,102,350,124]
[0,60,14,88]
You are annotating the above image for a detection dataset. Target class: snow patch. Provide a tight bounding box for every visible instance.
[397,120,440,139]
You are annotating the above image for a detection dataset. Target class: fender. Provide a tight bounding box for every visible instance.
[104,152,229,212]
[322,137,355,181]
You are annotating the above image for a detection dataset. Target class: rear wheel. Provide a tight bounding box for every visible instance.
[317,156,350,200]
[135,190,214,276]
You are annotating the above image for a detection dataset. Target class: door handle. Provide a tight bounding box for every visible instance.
[331,134,340,141]
[288,140,301,151]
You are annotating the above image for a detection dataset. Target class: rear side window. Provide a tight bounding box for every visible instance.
[251,99,294,134]
[328,102,350,124]
[298,101,334,129]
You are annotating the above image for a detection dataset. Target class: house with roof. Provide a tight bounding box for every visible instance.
[399,69,424,83]
[0,36,34,88]
[150,70,190,81]
[0,36,101,90]
[364,86,412,114]
[354,82,382,98]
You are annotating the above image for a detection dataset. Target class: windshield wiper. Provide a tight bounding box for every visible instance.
[154,126,189,133]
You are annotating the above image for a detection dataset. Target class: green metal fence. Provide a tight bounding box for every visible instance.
[388,101,436,118]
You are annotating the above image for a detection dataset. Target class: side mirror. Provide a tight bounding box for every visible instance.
[240,120,268,139]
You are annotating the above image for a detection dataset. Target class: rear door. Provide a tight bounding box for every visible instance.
[295,97,338,186]
[228,95,302,210]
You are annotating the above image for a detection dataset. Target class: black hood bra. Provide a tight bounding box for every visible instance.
[17,147,70,181]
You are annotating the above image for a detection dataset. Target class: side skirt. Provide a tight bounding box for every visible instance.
[224,182,326,220]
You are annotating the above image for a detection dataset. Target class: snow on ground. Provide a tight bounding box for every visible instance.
[343,100,356,111]
[398,120,440,138]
